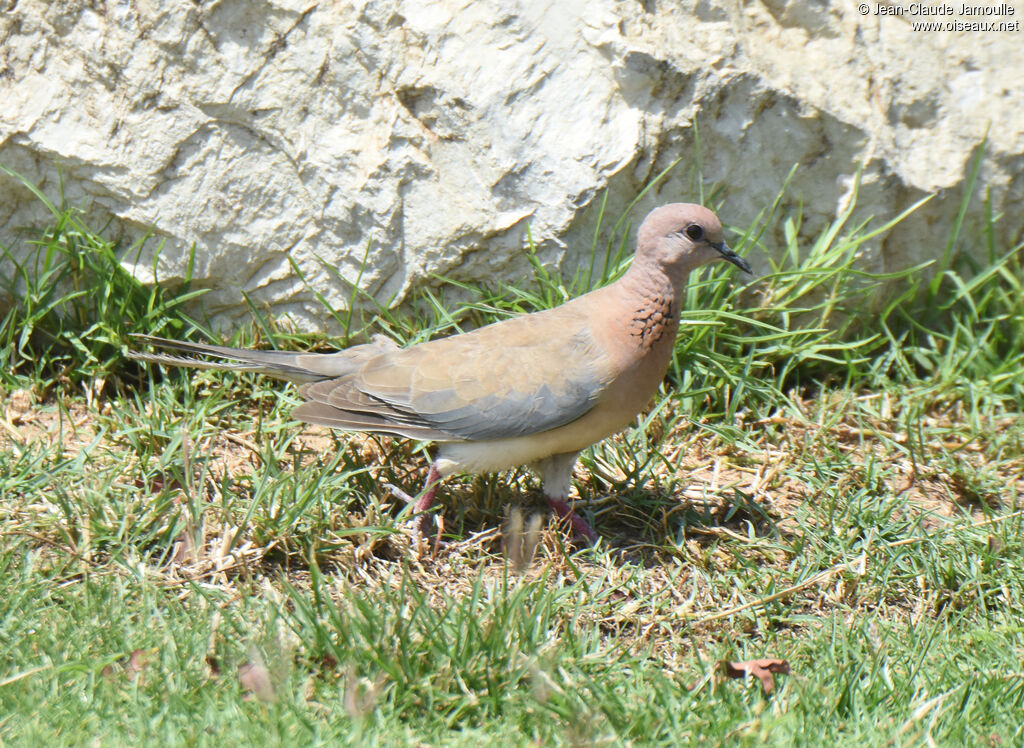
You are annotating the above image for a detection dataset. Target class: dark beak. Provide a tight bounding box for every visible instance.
[713,242,753,274]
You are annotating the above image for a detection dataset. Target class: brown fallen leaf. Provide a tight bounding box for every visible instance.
[133,476,183,494]
[125,649,148,681]
[343,665,385,718]
[238,657,277,703]
[318,653,339,673]
[101,648,149,682]
[6,389,33,424]
[206,654,222,675]
[504,507,543,573]
[721,658,790,694]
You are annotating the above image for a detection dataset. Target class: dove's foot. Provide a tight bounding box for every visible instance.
[546,496,599,544]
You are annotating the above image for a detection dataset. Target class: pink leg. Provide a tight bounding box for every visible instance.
[389,463,443,537]
[413,464,443,514]
[546,496,599,543]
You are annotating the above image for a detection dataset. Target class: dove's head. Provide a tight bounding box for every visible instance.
[636,203,752,277]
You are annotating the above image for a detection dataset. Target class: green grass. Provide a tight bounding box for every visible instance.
[1,159,1023,746]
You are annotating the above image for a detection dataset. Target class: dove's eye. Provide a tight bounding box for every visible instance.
[685,224,705,241]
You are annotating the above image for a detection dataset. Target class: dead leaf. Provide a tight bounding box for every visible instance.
[133,475,183,494]
[238,659,277,703]
[318,654,339,673]
[101,648,149,682]
[343,665,384,717]
[721,658,790,694]
[206,654,221,675]
[125,649,148,681]
[170,526,197,565]
[504,507,542,572]
[6,389,33,424]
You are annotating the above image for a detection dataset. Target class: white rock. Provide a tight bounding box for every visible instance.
[0,0,1020,330]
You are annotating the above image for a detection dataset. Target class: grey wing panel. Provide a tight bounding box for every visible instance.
[406,377,603,440]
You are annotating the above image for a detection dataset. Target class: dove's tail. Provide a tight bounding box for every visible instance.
[127,333,397,384]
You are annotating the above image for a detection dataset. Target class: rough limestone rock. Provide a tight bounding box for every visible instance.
[1,0,1021,330]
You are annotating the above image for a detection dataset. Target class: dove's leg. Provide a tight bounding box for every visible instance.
[535,452,598,543]
[388,463,444,537]
[412,463,443,525]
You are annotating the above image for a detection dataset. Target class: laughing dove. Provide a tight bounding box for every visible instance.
[130,203,751,541]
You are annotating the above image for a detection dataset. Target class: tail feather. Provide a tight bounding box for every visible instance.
[127,333,398,384]
[128,349,273,374]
